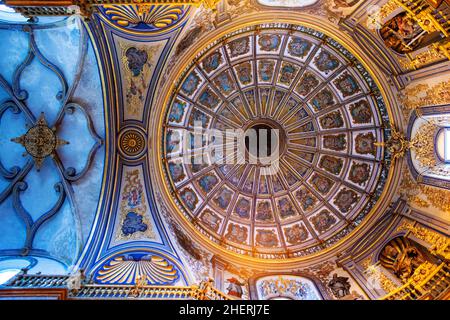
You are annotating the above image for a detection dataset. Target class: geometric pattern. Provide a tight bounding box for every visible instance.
[162,24,390,258]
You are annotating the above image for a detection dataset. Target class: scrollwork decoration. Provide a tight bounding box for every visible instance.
[0,19,103,256]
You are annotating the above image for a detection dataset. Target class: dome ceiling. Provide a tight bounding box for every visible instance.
[162,24,391,259]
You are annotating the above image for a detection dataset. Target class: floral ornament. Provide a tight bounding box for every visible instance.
[0,25,103,255]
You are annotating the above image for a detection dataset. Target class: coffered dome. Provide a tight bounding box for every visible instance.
[162,24,391,259]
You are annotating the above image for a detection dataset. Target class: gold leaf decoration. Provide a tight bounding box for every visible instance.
[365,264,399,293]
[400,170,450,213]
[410,121,438,168]
[397,222,449,258]
[398,80,450,117]
[103,5,185,28]
[97,254,179,285]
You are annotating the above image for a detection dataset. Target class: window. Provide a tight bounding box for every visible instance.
[0,4,27,22]
[435,128,450,163]
[445,128,450,162]
[0,269,20,285]
[257,0,319,7]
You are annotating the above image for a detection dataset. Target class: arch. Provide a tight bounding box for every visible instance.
[406,105,450,188]
[248,272,329,300]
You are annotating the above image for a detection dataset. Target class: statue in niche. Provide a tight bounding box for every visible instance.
[327,273,351,298]
[380,237,428,282]
[226,277,245,298]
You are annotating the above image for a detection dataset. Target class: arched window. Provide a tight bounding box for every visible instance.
[407,112,450,183]
[257,0,319,7]
[0,269,20,285]
[254,275,323,300]
[0,3,27,23]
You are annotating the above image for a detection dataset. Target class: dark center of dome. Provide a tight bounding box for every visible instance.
[245,123,277,159]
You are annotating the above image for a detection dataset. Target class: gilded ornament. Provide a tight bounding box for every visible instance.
[374,126,408,162]
[117,169,156,240]
[120,128,146,157]
[11,113,69,170]
[397,222,449,258]
[409,121,438,168]
[120,42,162,117]
[102,4,185,29]
[96,254,179,285]
[399,170,450,213]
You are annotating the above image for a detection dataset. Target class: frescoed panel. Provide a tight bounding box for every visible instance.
[294,71,321,98]
[180,69,204,97]
[224,222,249,245]
[255,199,274,222]
[233,195,252,219]
[346,160,372,188]
[278,62,300,87]
[188,107,211,128]
[213,69,238,97]
[285,36,314,62]
[294,186,319,213]
[311,49,341,77]
[234,61,254,87]
[255,228,280,248]
[197,86,221,110]
[179,185,202,213]
[309,87,337,112]
[318,155,344,176]
[379,11,442,54]
[276,196,298,220]
[117,38,166,120]
[165,128,183,155]
[226,36,252,60]
[212,185,234,212]
[353,131,378,158]
[319,110,345,130]
[167,159,188,185]
[112,166,160,244]
[322,134,348,152]
[168,97,189,125]
[256,275,322,300]
[346,99,374,126]
[283,222,312,245]
[309,173,335,196]
[258,59,276,83]
[256,33,283,54]
[332,70,363,99]
[332,187,359,215]
[200,48,225,75]
[196,172,220,195]
[199,207,223,232]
